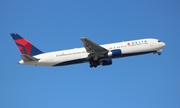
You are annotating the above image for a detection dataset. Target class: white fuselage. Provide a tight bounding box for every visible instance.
[19,38,166,66]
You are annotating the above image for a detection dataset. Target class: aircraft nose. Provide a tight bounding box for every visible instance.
[162,42,166,47]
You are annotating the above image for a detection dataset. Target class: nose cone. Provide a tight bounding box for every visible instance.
[162,42,166,47]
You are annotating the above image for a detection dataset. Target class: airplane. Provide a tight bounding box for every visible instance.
[11,33,166,68]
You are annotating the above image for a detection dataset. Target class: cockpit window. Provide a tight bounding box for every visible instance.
[158,40,161,42]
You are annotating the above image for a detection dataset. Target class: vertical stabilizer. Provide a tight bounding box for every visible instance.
[11,33,43,56]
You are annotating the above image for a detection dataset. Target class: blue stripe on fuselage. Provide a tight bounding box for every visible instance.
[121,51,155,57]
[53,51,155,66]
[53,58,88,66]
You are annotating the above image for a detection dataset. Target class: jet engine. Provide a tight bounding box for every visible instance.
[107,49,122,58]
[100,59,112,66]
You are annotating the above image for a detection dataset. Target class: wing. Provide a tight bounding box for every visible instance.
[81,38,113,68]
[80,37,109,54]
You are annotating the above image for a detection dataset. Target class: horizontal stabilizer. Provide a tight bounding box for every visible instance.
[21,54,39,62]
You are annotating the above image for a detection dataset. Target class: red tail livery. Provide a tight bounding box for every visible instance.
[11,33,43,56]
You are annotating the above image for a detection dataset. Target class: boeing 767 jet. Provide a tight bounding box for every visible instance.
[11,33,166,68]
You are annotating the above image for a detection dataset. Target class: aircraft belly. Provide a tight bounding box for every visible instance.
[52,53,88,66]
[121,46,154,57]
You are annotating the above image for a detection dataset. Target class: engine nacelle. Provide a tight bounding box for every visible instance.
[100,59,112,66]
[107,49,122,58]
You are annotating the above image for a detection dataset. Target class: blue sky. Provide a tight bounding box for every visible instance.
[1,0,180,108]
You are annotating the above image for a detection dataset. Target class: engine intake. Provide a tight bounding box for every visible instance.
[107,49,122,58]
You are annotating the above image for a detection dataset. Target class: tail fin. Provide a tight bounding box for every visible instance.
[11,33,43,56]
